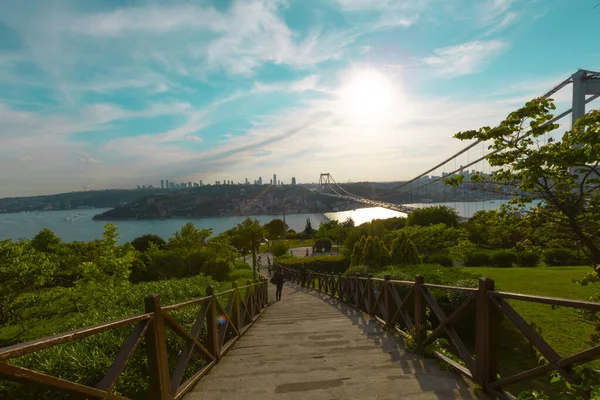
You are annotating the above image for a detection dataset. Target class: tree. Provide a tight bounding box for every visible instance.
[401,224,468,257]
[30,228,62,253]
[303,217,315,236]
[445,99,600,266]
[390,231,420,264]
[360,236,389,270]
[406,206,459,228]
[168,222,212,256]
[131,234,166,252]
[263,218,288,240]
[351,236,367,266]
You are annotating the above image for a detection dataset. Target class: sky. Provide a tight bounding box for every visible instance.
[0,0,599,198]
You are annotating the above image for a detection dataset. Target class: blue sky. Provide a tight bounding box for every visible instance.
[0,0,598,197]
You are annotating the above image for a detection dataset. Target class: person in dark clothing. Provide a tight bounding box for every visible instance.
[272,267,285,301]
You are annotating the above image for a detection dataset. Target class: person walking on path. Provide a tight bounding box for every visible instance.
[271,267,285,301]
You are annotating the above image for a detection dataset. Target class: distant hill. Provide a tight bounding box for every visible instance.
[93,185,361,220]
[0,189,164,213]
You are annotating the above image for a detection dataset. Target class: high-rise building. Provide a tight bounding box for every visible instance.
[291,177,296,185]
[199,180,203,186]
[137,185,140,189]
[169,182,174,188]
[278,180,281,186]
[194,183,199,187]
[161,180,164,189]
[270,179,273,185]
[165,179,169,189]
[188,181,192,188]
[259,177,262,185]
[273,174,277,186]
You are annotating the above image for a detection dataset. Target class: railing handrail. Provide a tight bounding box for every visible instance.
[0,279,270,400]
[281,267,600,398]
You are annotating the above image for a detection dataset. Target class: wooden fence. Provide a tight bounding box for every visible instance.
[282,268,600,398]
[0,280,268,400]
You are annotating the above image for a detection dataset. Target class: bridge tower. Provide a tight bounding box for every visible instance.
[318,173,332,191]
[572,69,600,128]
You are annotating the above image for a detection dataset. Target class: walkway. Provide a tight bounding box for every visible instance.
[184,282,479,399]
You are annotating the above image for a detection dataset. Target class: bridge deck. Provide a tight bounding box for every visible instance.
[185,282,479,400]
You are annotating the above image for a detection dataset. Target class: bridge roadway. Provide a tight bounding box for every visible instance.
[319,192,416,214]
[184,279,479,399]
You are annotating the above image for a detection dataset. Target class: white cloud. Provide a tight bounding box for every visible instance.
[421,40,508,77]
[184,135,203,142]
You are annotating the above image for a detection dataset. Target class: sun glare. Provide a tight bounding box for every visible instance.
[339,69,399,125]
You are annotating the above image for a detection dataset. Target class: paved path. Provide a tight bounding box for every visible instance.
[185,282,480,400]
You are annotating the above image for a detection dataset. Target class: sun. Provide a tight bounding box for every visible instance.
[339,69,399,125]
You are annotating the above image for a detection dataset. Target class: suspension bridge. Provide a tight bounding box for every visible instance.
[316,69,600,218]
[1,69,600,400]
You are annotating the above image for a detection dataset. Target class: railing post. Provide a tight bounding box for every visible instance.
[318,272,322,292]
[144,294,171,400]
[414,275,424,345]
[246,280,254,317]
[367,274,373,315]
[338,273,343,301]
[232,282,241,336]
[205,286,220,359]
[384,275,392,328]
[476,277,497,392]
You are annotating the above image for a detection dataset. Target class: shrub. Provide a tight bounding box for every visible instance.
[277,255,350,275]
[271,241,290,257]
[428,253,454,268]
[464,251,492,267]
[542,248,584,266]
[351,236,367,266]
[131,234,166,252]
[234,259,251,270]
[315,237,333,252]
[491,250,517,268]
[406,206,459,228]
[390,231,420,264]
[286,229,297,239]
[361,236,389,270]
[518,251,540,267]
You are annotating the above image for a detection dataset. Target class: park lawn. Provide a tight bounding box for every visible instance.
[259,239,315,252]
[461,266,598,394]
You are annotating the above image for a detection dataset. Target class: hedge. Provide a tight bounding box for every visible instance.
[491,250,517,268]
[464,251,492,267]
[277,255,349,274]
[427,253,454,268]
[518,251,540,267]
[542,248,585,266]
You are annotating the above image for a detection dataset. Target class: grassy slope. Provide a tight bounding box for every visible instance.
[461,266,597,394]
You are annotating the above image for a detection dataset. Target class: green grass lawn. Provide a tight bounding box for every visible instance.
[260,239,315,252]
[460,266,598,395]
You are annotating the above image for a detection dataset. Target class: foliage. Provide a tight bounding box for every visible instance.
[360,236,390,270]
[464,251,492,267]
[491,250,518,268]
[406,206,459,228]
[277,255,349,274]
[447,239,478,264]
[263,218,288,240]
[167,222,211,256]
[518,251,541,267]
[427,253,454,268]
[389,231,420,265]
[350,236,366,266]
[131,234,165,252]
[315,237,333,252]
[286,229,297,239]
[400,224,468,257]
[445,99,600,267]
[303,217,315,236]
[271,241,290,257]
[30,228,62,253]
[543,248,584,266]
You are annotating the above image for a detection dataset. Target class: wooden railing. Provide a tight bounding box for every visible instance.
[0,280,269,400]
[282,268,600,398]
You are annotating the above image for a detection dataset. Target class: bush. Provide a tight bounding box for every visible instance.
[542,248,584,266]
[518,251,540,267]
[491,250,517,268]
[286,230,297,239]
[277,255,350,275]
[427,253,454,268]
[390,231,420,264]
[315,237,333,252]
[234,259,251,270]
[131,234,166,252]
[464,251,492,267]
[271,241,290,257]
[406,206,459,228]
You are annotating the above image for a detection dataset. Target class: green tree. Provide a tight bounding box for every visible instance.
[263,218,288,240]
[406,206,459,228]
[131,234,166,252]
[360,236,389,270]
[351,236,367,266]
[401,224,468,257]
[303,217,315,236]
[445,99,600,266]
[168,222,212,256]
[30,228,62,253]
[390,231,420,264]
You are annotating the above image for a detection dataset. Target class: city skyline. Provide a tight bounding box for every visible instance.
[1,1,599,197]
